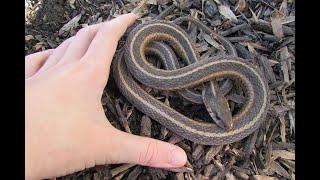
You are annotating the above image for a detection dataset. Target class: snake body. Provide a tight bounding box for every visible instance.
[112,17,269,145]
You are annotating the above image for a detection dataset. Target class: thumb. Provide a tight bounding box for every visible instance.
[107,130,187,168]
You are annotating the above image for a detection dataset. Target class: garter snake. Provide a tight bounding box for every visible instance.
[112,17,269,145]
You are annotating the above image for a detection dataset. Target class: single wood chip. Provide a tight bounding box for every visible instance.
[131,0,148,18]
[126,166,143,180]
[148,167,168,179]
[203,33,223,49]
[204,145,223,164]
[140,115,152,137]
[113,169,131,180]
[174,172,185,180]
[279,46,291,83]
[271,150,295,161]
[168,134,183,144]
[241,42,269,52]
[68,0,76,9]
[288,100,295,134]
[146,0,157,5]
[279,0,288,17]
[253,175,276,180]
[278,158,295,172]
[278,115,286,143]
[192,145,204,161]
[165,166,194,173]
[249,7,259,21]
[213,158,224,172]
[115,100,131,133]
[233,168,249,180]
[269,160,291,179]
[204,164,217,178]
[282,16,295,25]
[236,0,246,12]
[249,19,294,36]
[218,5,238,22]
[270,11,284,39]
[25,35,34,41]
[257,55,277,84]
[160,125,169,140]
[110,164,136,178]
[58,14,82,36]
[225,172,236,180]
[34,42,46,51]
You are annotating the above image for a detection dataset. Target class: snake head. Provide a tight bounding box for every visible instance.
[214,99,233,131]
[203,82,234,131]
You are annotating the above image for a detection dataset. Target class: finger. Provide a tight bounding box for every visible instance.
[57,24,102,66]
[103,130,187,168]
[38,37,74,73]
[25,49,53,78]
[83,13,137,71]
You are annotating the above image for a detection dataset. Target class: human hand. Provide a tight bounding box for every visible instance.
[25,13,187,180]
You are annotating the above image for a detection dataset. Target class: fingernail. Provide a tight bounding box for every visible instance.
[170,148,187,166]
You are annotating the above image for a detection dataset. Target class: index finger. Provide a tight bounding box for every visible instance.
[83,13,137,70]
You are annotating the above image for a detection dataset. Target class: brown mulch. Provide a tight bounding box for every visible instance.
[25,0,295,179]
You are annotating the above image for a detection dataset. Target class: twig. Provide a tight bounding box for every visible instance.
[155,4,176,19]
[220,23,249,36]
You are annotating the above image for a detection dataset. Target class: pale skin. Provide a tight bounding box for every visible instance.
[25,13,187,180]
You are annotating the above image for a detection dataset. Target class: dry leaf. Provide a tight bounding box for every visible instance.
[253,175,276,180]
[270,11,284,38]
[25,35,34,41]
[271,150,295,161]
[58,14,82,36]
[218,5,238,22]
